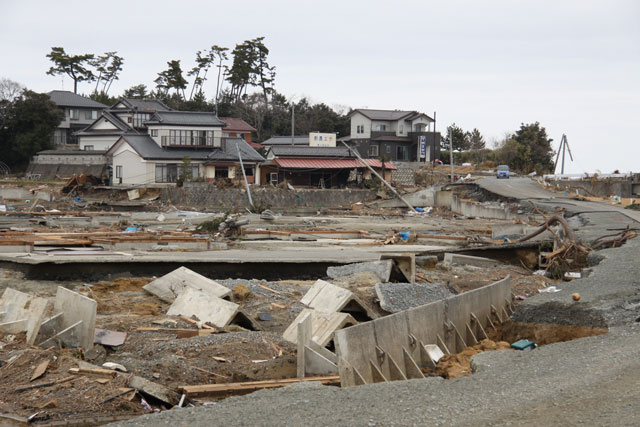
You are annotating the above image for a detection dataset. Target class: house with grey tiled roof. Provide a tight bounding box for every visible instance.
[47,91,107,147]
[105,111,264,185]
[341,108,441,162]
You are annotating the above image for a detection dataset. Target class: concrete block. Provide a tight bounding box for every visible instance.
[143,266,231,303]
[326,260,393,283]
[381,253,416,284]
[444,253,501,268]
[283,308,357,347]
[54,286,97,350]
[0,288,50,344]
[375,282,451,313]
[167,287,257,330]
[300,279,374,320]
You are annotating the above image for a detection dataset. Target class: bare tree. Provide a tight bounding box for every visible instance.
[0,78,24,102]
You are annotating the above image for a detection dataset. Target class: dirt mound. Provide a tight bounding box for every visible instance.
[427,339,511,379]
[489,321,608,346]
[92,277,153,293]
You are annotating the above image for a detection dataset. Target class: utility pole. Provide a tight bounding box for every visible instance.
[291,105,295,146]
[553,134,573,175]
[236,141,253,208]
[340,141,416,213]
[449,126,454,183]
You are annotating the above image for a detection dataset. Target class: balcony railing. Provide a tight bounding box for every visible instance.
[161,136,222,148]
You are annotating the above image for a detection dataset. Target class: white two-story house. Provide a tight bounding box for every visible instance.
[341,109,441,162]
[76,98,171,151]
[105,110,264,185]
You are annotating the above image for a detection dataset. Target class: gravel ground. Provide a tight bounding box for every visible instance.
[112,325,640,427]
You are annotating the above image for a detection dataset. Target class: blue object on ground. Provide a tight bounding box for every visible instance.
[399,232,410,241]
[511,339,536,350]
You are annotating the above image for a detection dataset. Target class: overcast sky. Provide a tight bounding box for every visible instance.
[2,0,639,174]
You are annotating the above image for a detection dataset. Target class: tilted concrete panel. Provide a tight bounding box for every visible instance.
[167,287,244,329]
[143,266,231,303]
[283,308,357,347]
[371,311,411,378]
[54,287,96,350]
[0,288,50,345]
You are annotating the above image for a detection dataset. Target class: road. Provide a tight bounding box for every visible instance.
[477,176,640,221]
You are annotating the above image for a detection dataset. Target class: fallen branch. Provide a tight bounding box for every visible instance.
[517,215,578,243]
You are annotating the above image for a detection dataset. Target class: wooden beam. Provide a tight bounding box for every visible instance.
[180,376,340,397]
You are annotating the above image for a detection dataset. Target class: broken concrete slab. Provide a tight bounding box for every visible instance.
[166,287,257,330]
[128,375,181,406]
[0,288,50,345]
[443,253,501,268]
[300,279,375,320]
[375,282,452,313]
[53,287,96,350]
[326,260,393,283]
[93,328,127,347]
[143,266,232,303]
[283,308,357,347]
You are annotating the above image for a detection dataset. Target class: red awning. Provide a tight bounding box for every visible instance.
[273,158,396,170]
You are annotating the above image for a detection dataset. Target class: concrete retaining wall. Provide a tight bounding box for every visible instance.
[162,184,376,209]
[547,179,636,198]
[334,276,512,386]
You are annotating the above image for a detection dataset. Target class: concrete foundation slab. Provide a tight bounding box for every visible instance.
[283,308,357,347]
[166,287,257,330]
[143,266,232,303]
[375,282,452,313]
[54,286,97,350]
[38,320,82,348]
[444,253,501,268]
[326,260,393,283]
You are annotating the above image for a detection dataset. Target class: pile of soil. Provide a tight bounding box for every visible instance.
[425,339,511,379]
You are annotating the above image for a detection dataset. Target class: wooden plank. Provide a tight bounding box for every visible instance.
[69,367,117,377]
[180,375,340,397]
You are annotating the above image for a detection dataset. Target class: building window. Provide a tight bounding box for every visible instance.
[356,125,364,134]
[369,145,379,157]
[376,124,386,131]
[215,166,229,178]
[386,145,391,153]
[399,125,404,134]
[84,110,98,120]
[151,129,158,137]
[69,109,79,120]
[115,165,122,178]
[84,145,94,151]
[397,145,409,161]
[155,164,199,183]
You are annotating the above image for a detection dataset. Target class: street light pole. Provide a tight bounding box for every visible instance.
[449,126,454,183]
